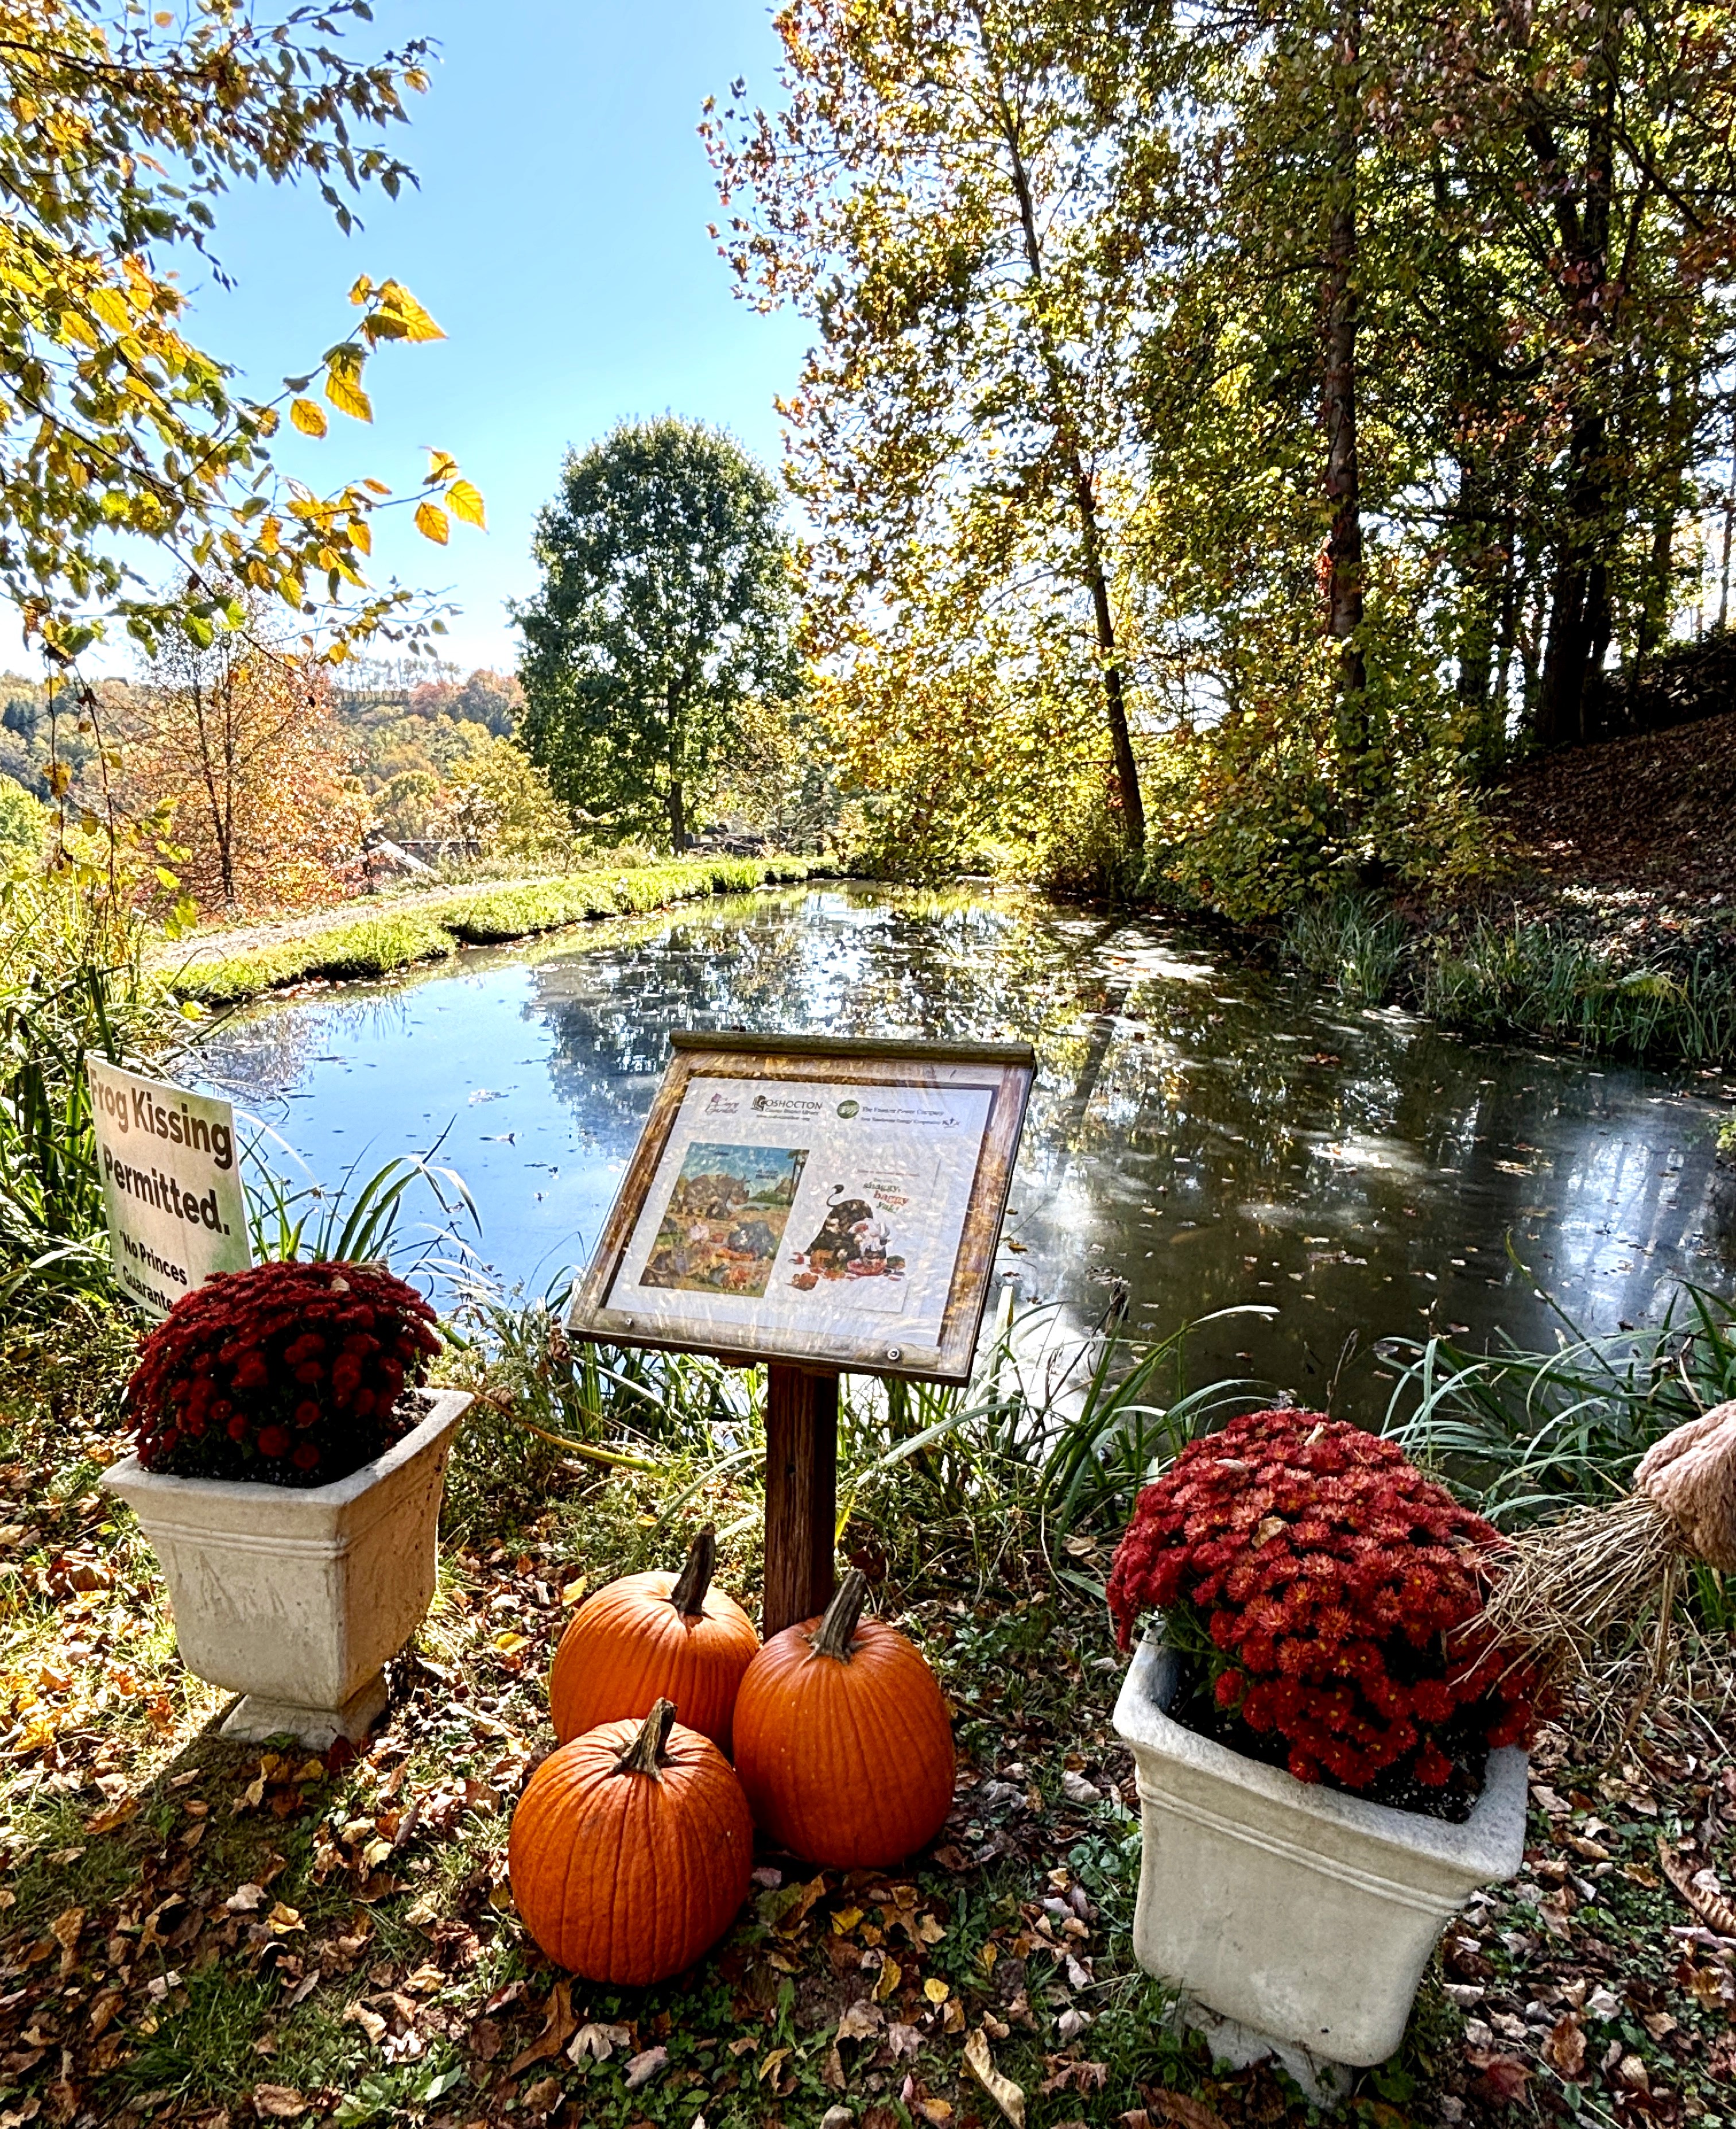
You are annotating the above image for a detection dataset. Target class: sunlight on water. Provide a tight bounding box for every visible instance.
[195,884,1735,1425]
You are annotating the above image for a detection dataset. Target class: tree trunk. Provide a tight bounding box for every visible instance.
[972,2,1145,854]
[668,777,687,855]
[1323,0,1366,748]
[1530,15,1617,748]
[1537,422,1612,748]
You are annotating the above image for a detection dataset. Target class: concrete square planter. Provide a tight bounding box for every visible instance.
[102,1387,470,1748]
[1113,1635,1526,2082]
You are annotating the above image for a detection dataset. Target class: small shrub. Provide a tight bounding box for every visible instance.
[1107,1408,1535,1795]
[126,1259,441,1485]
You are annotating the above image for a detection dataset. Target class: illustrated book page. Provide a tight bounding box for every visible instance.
[607,1073,997,1348]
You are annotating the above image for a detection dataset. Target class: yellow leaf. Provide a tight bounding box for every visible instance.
[560,1578,587,1605]
[348,274,375,307]
[492,1631,528,1654]
[414,499,450,545]
[444,477,486,530]
[347,517,371,557]
[924,1977,950,2004]
[831,1906,863,1936]
[425,449,460,485]
[324,362,373,423]
[963,2027,1025,2129]
[873,1953,901,2002]
[289,398,328,438]
[88,287,131,333]
[377,280,445,342]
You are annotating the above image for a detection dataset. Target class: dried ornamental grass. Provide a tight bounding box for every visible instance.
[1472,1400,1736,1695]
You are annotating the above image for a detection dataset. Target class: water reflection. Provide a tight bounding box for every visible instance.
[195,885,1735,1425]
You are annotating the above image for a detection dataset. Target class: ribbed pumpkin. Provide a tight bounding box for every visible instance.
[549,1526,758,1751]
[508,1699,752,1983]
[732,1570,955,1867]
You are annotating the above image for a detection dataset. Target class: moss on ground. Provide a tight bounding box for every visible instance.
[168,857,820,1005]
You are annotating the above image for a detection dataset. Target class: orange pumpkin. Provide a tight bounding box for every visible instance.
[549,1526,759,1751]
[507,1698,752,1983]
[732,1570,955,1867]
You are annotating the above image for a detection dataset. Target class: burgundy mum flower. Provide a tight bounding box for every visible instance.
[126,1260,441,1489]
[1107,1408,1538,1794]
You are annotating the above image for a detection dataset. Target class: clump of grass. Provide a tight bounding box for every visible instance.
[1284,893,1410,1003]
[1282,890,1736,1064]
[1419,918,1736,1063]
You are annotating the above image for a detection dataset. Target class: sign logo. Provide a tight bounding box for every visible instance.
[836,1100,860,1118]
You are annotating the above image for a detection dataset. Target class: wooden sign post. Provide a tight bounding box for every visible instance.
[568,1032,1034,1638]
[763,1366,839,1638]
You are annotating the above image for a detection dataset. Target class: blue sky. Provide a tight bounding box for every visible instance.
[111,1,809,675]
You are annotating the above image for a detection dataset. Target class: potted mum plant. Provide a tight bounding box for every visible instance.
[101,1259,468,1747]
[1109,1409,1536,2093]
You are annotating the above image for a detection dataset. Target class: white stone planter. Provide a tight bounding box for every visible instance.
[1113,1635,1527,2085]
[102,1387,470,1748]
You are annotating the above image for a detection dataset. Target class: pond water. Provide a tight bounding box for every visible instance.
[195,884,1736,1426]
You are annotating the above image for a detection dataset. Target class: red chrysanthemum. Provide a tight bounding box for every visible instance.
[1107,1409,1538,1795]
[125,1260,441,1489]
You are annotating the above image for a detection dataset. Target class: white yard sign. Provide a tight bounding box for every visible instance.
[87,1059,251,1318]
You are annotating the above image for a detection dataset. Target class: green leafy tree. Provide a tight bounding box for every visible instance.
[704,1,1154,857]
[0,1,485,662]
[516,420,798,852]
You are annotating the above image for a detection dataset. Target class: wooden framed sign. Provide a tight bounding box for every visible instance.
[568,1031,1035,1384]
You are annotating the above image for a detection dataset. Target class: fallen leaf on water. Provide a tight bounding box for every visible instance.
[963,2027,1025,2129]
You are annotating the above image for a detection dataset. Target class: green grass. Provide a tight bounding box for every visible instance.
[1282,894,1736,1065]
[170,856,822,1004]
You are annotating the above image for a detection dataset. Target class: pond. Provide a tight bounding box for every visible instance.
[195,884,1736,1426]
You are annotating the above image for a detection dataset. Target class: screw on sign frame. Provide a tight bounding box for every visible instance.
[568,1030,1035,1636]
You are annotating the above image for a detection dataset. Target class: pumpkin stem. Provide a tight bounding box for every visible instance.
[613,1698,677,1779]
[808,1568,869,1661]
[668,1525,717,1617]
